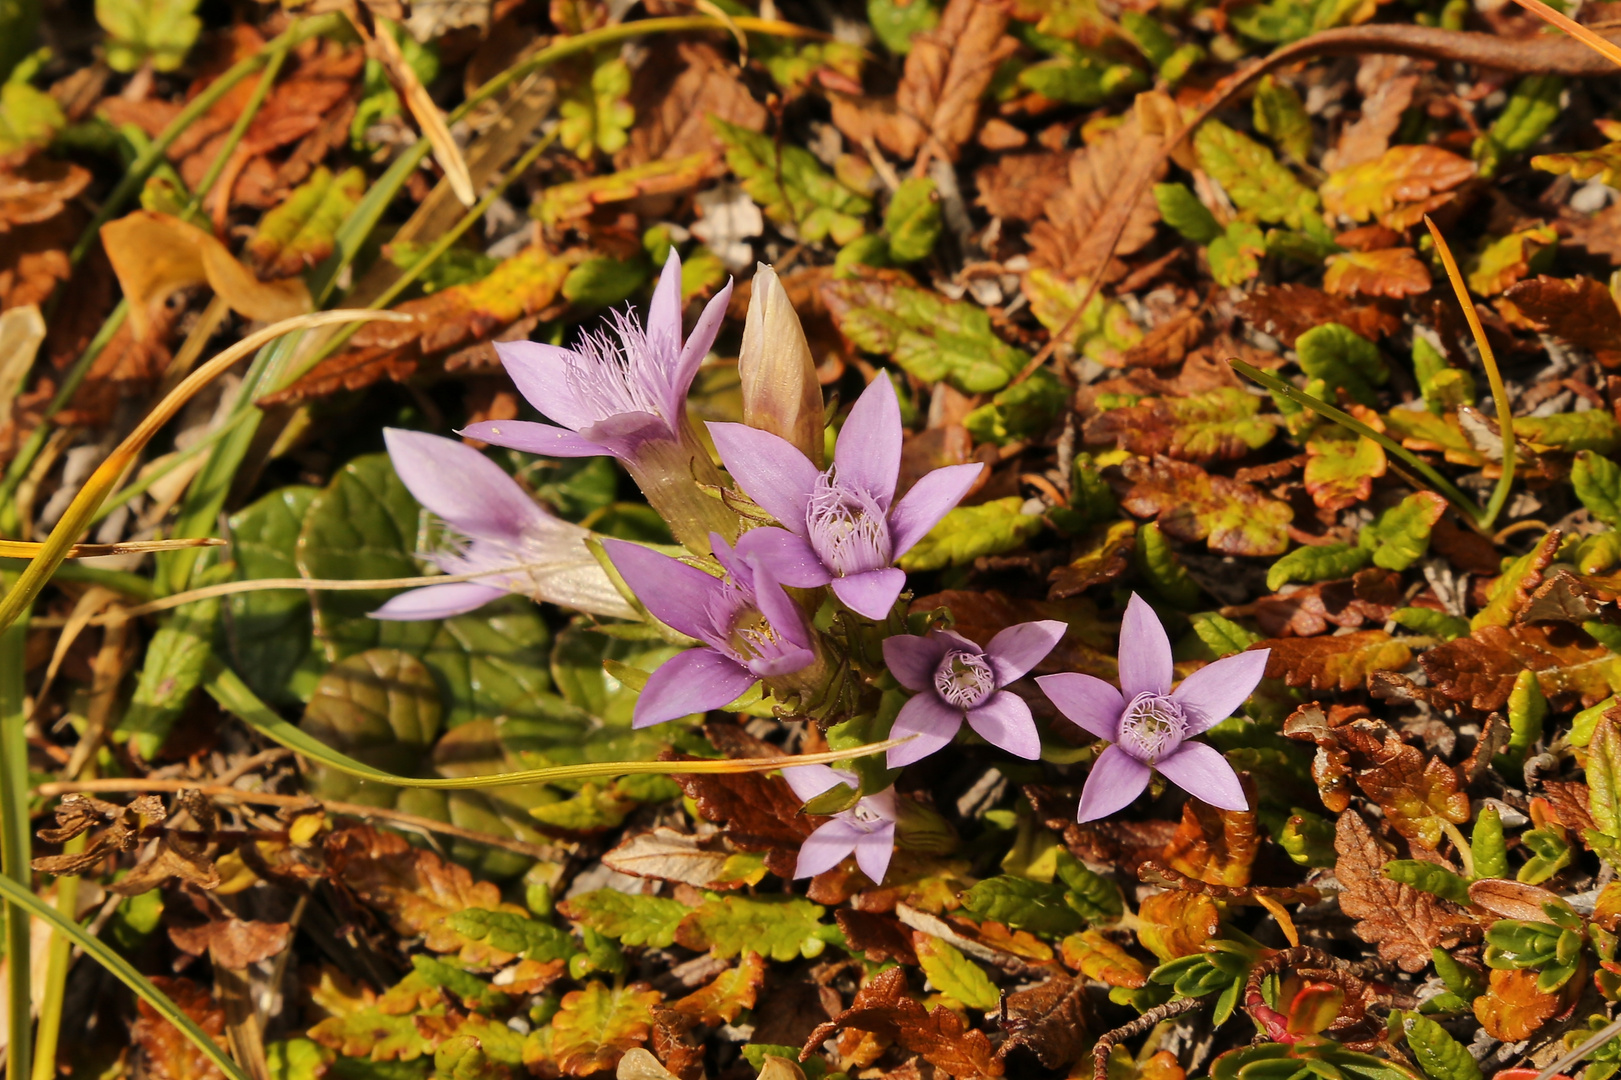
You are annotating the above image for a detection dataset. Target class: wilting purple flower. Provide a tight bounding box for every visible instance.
[603,532,815,728]
[1036,594,1269,822]
[462,250,731,462]
[705,375,983,620]
[783,764,898,884]
[882,620,1067,768]
[372,429,636,622]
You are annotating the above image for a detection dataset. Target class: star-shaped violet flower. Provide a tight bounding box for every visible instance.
[1035,594,1270,822]
[705,375,984,619]
[603,532,815,728]
[371,429,636,622]
[882,621,1067,768]
[782,764,898,884]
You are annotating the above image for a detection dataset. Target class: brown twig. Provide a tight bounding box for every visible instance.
[1092,994,1210,1080]
[33,779,567,862]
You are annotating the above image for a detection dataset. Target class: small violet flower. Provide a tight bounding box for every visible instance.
[782,764,897,884]
[372,429,636,622]
[882,621,1067,768]
[706,375,984,620]
[1036,594,1270,823]
[603,532,815,728]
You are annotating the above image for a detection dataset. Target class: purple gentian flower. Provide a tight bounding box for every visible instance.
[705,375,984,620]
[782,764,898,884]
[603,532,815,728]
[371,429,636,622]
[1036,594,1269,822]
[882,621,1067,768]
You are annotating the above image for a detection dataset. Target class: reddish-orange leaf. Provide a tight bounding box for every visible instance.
[1323,248,1432,298]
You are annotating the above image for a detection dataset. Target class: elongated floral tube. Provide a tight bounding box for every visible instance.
[740,264,824,467]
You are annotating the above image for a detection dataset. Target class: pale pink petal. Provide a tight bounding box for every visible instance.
[707,422,819,534]
[1117,593,1173,699]
[736,527,830,588]
[460,419,605,458]
[601,539,725,644]
[384,428,547,541]
[369,582,506,620]
[881,632,953,692]
[782,763,847,802]
[853,822,896,884]
[831,568,907,620]
[965,691,1040,760]
[632,647,757,728]
[887,463,985,557]
[794,819,863,878]
[674,277,734,407]
[1035,673,1124,741]
[983,619,1067,686]
[886,693,963,767]
[1172,648,1271,735]
[833,375,903,509]
[493,340,589,429]
[1155,741,1247,812]
[1076,745,1152,822]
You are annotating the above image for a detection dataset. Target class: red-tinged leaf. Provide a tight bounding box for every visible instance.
[1502,275,1621,368]
[1161,794,1260,888]
[617,41,768,169]
[1319,144,1476,224]
[1084,388,1278,465]
[1303,429,1386,512]
[1233,283,1400,346]
[548,981,663,1077]
[1059,929,1149,987]
[1473,968,1562,1041]
[1419,623,1621,712]
[1323,248,1432,298]
[801,967,1003,1079]
[535,153,713,227]
[0,157,91,233]
[1258,631,1412,692]
[1119,456,1293,556]
[664,952,766,1026]
[1334,811,1477,972]
[1135,891,1220,962]
[134,978,228,1080]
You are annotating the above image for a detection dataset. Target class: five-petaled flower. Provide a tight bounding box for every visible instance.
[603,533,815,728]
[782,764,898,884]
[1036,594,1269,822]
[882,620,1067,767]
[706,375,984,620]
[372,429,636,622]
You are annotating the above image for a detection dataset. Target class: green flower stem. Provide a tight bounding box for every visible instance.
[30,830,85,1080]
[0,571,31,1080]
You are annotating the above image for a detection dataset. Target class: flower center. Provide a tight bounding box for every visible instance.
[933,650,996,709]
[564,309,674,427]
[1117,692,1189,763]
[805,471,891,577]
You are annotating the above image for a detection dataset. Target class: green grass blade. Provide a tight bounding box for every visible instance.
[0,576,32,1080]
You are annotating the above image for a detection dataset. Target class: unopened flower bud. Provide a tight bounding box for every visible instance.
[741,264,824,467]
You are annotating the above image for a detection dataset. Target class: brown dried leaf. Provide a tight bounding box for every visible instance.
[1346,729,1471,850]
[1420,623,1621,712]
[1473,968,1561,1041]
[135,978,227,1080]
[1233,284,1400,346]
[1320,144,1476,224]
[801,967,1002,1079]
[1321,59,1420,173]
[1334,811,1476,972]
[664,952,766,1026]
[617,42,767,169]
[1118,456,1293,556]
[602,827,743,888]
[169,917,292,969]
[1502,275,1621,368]
[836,910,919,965]
[1259,631,1413,692]
[996,975,1089,1069]
[1048,520,1136,600]
[973,152,1070,222]
[1323,248,1432,298]
[0,158,90,233]
[909,589,1116,678]
[1253,568,1403,638]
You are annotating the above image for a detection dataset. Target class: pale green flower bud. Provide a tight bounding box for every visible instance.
[740,264,824,467]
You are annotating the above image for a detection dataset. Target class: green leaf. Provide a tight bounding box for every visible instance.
[1135,521,1202,609]
[884,176,941,263]
[1153,182,1222,245]
[1207,221,1267,287]
[1412,335,1475,416]
[300,648,442,805]
[556,890,688,948]
[1252,75,1312,161]
[446,908,577,963]
[1384,860,1472,906]
[225,485,319,706]
[1478,74,1562,175]
[410,955,511,1013]
[1358,491,1448,571]
[1266,543,1372,592]
[963,368,1066,445]
[267,1039,329,1080]
[1389,607,1470,641]
[1401,1011,1484,1080]
[1471,805,1508,880]
[866,0,938,53]
[960,876,1084,937]
[915,936,1000,1010]
[558,54,634,159]
[1024,267,1144,361]
[1279,809,1336,867]
[247,167,365,279]
[678,895,834,962]
[1193,119,1319,228]
[1591,714,1621,840]
[117,593,222,761]
[387,242,500,295]
[1432,948,1485,999]
[824,278,1030,393]
[96,0,199,71]
[1518,410,1621,454]
[1295,322,1387,406]
[0,76,62,158]
[1187,612,1262,658]
[1495,668,1547,775]
[712,117,870,245]
[743,1046,828,1080]
[562,257,650,309]
[1016,47,1144,106]
[1056,850,1123,923]
[421,603,553,729]
[1575,450,1621,529]
[1516,827,1573,885]
[897,496,1046,572]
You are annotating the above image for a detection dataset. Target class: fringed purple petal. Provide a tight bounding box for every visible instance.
[460,419,606,458]
[735,527,830,588]
[601,539,727,644]
[853,822,895,885]
[831,568,907,620]
[384,428,547,541]
[965,691,1040,760]
[707,422,819,535]
[1117,593,1174,699]
[1172,648,1271,735]
[674,277,734,408]
[887,463,985,557]
[794,819,863,878]
[1155,741,1247,811]
[1035,672,1125,741]
[832,375,903,509]
[881,632,954,692]
[493,340,589,429]
[369,582,507,621]
[632,647,757,728]
[886,693,963,767]
[1077,744,1152,822]
[983,619,1067,686]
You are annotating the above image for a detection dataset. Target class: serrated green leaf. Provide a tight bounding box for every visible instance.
[96,0,199,71]
[1575,450,1621,529]
[915,936,1000,1011]
[1591,714,1621,840]
[1056,850,1123,923]
[1193,119,1319,228]
[713,117,870,245]
[678,895,834,961]
[964,368,1066,445]
[1135,521,1201,608]
[1153,182,1222,245]
[1188,612,1262,658]
[562,256,649,309]
[1295,322,1387,406]
[1253,75,1312,161]
[1266,543,1373,592]
[1495,668,1547,776]
[1471,805,1507,881]
[1389,607,1470,641]
[267,1039,329,1080]
[1017,47,1144,106]
[1208,220,1267,287]
[1023,267,1143,361]
[1357,491,1448,571]
[1478,74,1562,176]
[897,496,1045,572]
[247,167,365,279]
[558,54,634,159]
[1384,860,1472,906]
[1402,1011,1484,1080]
[556,890,688,948]
[410,955,510,1013]
[825,277,1030,392]
[960,875,1085,937]
[884,176,941,263]
[446,908,577,963]
[1518,410,1621,455]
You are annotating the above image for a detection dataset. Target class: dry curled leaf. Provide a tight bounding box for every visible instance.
[1323,248,1432,298]
[1419,623,1621,712]
[135,978,228,1080]
[1334,811,1476,972]
[801,966,1002,1079]
[996,975,1089,1069]
[1258,631,1412,692]
[1502,275,1621,368]
[1119,456,1293,557]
